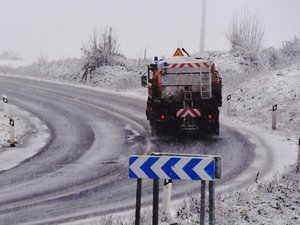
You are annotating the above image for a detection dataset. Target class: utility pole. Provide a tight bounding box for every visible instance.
[144,46,149,61]
[199,0,206,55]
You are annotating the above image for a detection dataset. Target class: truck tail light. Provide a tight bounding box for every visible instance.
[160,114,166,120]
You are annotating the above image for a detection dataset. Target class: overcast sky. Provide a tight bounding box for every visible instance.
[0,0,299,60]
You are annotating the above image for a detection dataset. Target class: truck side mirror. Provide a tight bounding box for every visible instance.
[141,74,147,87]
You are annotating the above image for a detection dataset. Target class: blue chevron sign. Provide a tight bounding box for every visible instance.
[129,155,216,181]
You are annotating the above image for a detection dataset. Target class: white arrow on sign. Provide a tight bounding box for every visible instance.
[129,155,216,181]
[173,157,192,180]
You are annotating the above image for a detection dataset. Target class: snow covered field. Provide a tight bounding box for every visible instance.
[0,59,32,68]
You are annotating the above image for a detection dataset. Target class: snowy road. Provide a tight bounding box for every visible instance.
[0,76,255,224]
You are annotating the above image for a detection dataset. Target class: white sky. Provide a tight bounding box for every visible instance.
[0,0,299,60]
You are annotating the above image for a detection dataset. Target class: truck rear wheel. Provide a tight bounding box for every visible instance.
[150,120,160,136]
[150,120,166,136]
[150,122,156,136]
[212,120,219,136]
[214,126,219,135]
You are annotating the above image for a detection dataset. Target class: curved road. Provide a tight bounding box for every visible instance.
[0,76,255,225]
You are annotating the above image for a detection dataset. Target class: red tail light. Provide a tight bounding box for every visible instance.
[160,114,166,120]
[208,114,213,120]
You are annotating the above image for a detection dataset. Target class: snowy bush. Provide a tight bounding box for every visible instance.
[260,47,284,69]
[225,8,266,71]
[80,27,122,82]
[281,36,300,62]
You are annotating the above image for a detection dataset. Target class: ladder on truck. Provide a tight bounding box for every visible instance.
[183,91,193,108]
[181,90,197,130]
[200,71,212,99]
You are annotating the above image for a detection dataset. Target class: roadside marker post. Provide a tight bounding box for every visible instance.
[3,95,10,118]
[3,95,15,147]
[227,94,231,115]
[272,104,277,130]
[297,139,300,173]
[129,153,222,225]
[9,117,16,147]
[162,179,172,213]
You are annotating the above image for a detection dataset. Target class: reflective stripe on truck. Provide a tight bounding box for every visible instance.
[176,109,201,118]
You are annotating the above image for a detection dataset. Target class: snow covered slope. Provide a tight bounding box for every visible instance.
[207,51,300,139]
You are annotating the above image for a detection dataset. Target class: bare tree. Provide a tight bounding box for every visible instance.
[80,27,119,82]
[226,8,265,53]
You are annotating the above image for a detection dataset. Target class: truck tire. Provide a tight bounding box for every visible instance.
[150,120,158,136]
[214,120,220,136]
[150,121,164,136]
[214,126,219,135]
[151,122,156,136]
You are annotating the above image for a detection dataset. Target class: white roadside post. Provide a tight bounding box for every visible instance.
[162,179,172,213]
[227,94,231,115]
[3,95,10,118]
[3,95,15,147]
[297,139,300,173]
[9,117,16,147]
[272,104,277,130]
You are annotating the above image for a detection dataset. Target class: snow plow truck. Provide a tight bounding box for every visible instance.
[141,48,222,136]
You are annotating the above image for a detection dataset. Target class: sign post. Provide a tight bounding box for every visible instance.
[135,179,142,225]
[200,181,206,225]
[153,179,159,225]
[209,181,215,225]
[272,104,277,130]
[129,153,221,225]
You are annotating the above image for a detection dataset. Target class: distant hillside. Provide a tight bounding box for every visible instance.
[0,51,22,60]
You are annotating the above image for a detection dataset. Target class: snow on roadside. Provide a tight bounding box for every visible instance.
[222,64,300,139]
[0,104,51,172]
[0,109,30,148]
[203,51,300,140]
[216,165,300,225]
[2,56,147,92]
[172,164,300,225]
[0,59,32,68]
